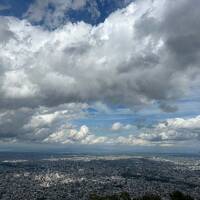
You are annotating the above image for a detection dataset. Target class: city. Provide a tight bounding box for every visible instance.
[0,153,199,200]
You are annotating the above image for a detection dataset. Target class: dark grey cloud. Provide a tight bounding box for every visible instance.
[162,0,200,69]
[159,102,178,113]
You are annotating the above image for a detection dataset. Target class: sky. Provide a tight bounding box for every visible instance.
[0,0,200,153]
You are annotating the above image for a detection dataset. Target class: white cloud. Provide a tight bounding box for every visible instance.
[0,0,200,146]
[111,122,133,131]
[0,103,88,141]
[69,125,89,140]
[2,70,38,99]
[111,122,123,131]
[24,0,88,29]
[2,106,198,147]
[139,116,200,143]
[43,125,148,146]
[44,125,109,145]
[157,116,200,129]
[116,135,149,146]
[24,112,59,129]
[0,18,15,43]
[1,0,199,111]
[23,0,132,29]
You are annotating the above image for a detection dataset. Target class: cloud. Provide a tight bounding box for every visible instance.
[44,125,89,144]
[102,116,200,146]
[111,122,133,132]
[1,0,200,111]
[0,103,88,142]
[0,18,15,44]
[42,124,147,146]
[24,0,134,29]
[43,115,200,146]
[24,0,88,29]
[116,135,149,146]
[0,102,199,147]
[2,70,38,99]
[93,102,112,114]
[44,124,144,146]
[1,0,200,146]
[158,102,178,113]
[139,116,200,143]
[44,125,108,145]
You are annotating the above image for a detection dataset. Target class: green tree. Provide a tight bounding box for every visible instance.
[170,191,194,200]
[138,194,161,200]
[119,192,131,200]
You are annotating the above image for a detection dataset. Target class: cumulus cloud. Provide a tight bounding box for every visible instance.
[116,135,148,146]
[43,115,200,146]
[117,116,200,146]
[1,0,200,146]
[0,103,88,142]
[2,70,38,99]
[43,124,145,146]
[111,122,133,132]
[0,18,15,44]
[0,102,199,147]
[1,0,200,111]
[139,116,200,144]
[44,125,108,145]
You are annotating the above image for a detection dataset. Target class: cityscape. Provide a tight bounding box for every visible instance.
[0,153,199,200]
